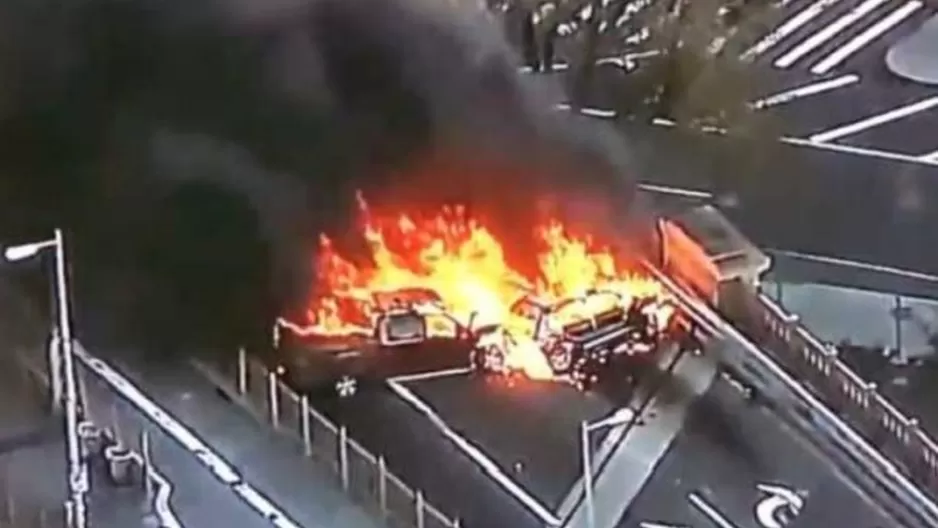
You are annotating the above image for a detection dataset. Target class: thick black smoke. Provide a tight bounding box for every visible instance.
[0,0,647,354]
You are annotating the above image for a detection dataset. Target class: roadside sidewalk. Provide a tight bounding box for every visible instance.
[101,350,383,528]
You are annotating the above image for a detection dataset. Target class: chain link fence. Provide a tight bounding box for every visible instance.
[193,349,461,528]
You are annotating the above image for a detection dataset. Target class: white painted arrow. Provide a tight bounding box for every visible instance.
[755,484,805,528]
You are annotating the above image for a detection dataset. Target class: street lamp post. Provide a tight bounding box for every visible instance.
[5,228,88,528]
[581,407,637,528]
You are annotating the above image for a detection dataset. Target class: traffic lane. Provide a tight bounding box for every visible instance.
[617,120,938,277]
[837,102,938,155]
[620,377,896,528]
[401,372,629,511]
[315,384,542,528]
[769,72,937,140]
[768,251,938,300]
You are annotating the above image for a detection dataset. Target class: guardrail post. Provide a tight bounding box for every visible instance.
[338,425,349,491]
[141,430,153,501]
[268,370,279,429]
[237,347,247,396]
[300,395,312,456]
[862,381,877,408]
[415,490,426,528]
[377,455,388,516]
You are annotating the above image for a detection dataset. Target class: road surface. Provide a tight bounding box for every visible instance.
[621,375,898,528]
[313,367,636,528]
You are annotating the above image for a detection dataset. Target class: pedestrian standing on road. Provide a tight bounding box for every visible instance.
[520,6,539,71]
[536,3,559,72]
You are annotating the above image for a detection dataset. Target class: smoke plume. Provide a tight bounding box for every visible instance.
[0,0,646,352]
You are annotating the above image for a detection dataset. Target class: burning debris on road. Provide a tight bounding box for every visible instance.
[277,192,680,395]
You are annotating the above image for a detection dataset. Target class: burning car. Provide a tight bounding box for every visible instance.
[470,289,676,390]
[276,193,681,396]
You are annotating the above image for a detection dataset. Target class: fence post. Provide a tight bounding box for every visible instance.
[415,490,426,528]
[268,370,280,429]
[111,401,123,443]
[300,395,312,456]
[339,426,349,491]
[237,347,248,396]
[377,455,388,517]
[141,430,153,501]
[775,281,783,305]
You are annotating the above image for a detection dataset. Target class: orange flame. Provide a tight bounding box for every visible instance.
[300,193,674,379]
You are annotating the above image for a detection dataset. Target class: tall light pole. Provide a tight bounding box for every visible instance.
[581,407,637,528]
[5,228,89,528]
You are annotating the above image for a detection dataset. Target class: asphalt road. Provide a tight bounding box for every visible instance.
[311,355,658,528]
[620,376,898,528]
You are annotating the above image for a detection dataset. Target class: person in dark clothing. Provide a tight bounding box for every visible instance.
[520,8,539,70]
[537,13,558,72]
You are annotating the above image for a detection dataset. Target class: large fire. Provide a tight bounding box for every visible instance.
[293,193,674,379]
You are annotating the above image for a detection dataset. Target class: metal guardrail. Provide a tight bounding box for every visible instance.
[725,281,938,518]
[194,349,461,528]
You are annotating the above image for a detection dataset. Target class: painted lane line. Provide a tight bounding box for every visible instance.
[74,345,303,528]
[768,248,938,283]
[811,1,924,74]
[920,149,938,162]
[386,379,561,526]
[750,73,860,109]
[387,367,473,383]
[774,0,890,69]
[637,183,713,199]
[687,492,740,528]
[743,0,846,60]
[639,522,690,528]
[808,96,938,143]
[552,103,617,118]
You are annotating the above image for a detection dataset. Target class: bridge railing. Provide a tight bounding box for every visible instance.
[193,349,461,528]
[723,280,938,498]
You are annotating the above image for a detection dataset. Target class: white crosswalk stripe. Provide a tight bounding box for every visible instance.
[744,0,930,72]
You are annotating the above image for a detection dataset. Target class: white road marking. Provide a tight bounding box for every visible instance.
[808,96,938,143]
[631,113,938,168]
[920,149,938,162]
[688,492,740,528]
[386,379,562,526]
[774,0,890,69]
[552,103,618,118]
[387,367,473,383]
[75,345,302,528]
[755,483,805,528]
[640,522,690,528]
[638,183,713,199]
[811,1,924,74]
[781,135,938,165]
[743,0,845,60]
[750,73,860,109]
[768,248,938,283]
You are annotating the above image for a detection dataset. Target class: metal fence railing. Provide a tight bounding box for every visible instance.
[723,281,938,500]
[193,349,461,528]
[7,340,180,528]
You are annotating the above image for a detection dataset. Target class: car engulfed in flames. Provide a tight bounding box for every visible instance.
[278,193,680,394]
